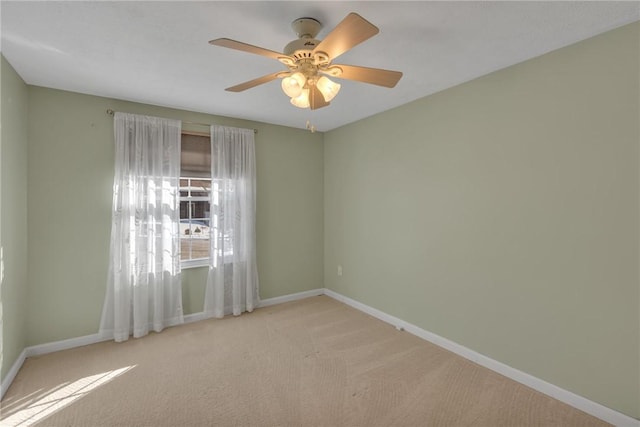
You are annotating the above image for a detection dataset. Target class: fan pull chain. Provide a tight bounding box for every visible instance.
[306,120,317,133]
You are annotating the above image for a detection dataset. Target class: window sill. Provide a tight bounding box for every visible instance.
[181,258,209,269]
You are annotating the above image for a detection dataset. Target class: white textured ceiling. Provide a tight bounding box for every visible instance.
[1,1,638,131]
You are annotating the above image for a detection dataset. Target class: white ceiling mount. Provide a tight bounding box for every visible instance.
[291,17,322,39]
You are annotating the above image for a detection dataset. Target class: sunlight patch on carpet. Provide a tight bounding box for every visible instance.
[0,366,135,427]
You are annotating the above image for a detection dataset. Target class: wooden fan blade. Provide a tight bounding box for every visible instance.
[327,64,403,88]
[312,13,379,61]
[209,38,289,61]
[225,72,283,92]
[309,85,330,110]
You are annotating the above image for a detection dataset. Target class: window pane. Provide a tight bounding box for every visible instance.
[191,201,209,219]
[190,238,210,260]
[178,192,210,261]
[180,237,192,260]
[190,179,210,198]
[191,179,211,190]
[179,201,189,220]
[190,220,207,236]
[180,134,211,263]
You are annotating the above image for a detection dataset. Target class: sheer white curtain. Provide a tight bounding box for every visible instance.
[100,112,184,342]
[204,125,259,318]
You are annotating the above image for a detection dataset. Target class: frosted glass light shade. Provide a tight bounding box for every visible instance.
[316,76,341,102]
[281,72,306,98]
[290,88,310,108]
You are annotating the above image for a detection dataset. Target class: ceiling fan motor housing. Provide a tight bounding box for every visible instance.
[283,17,329,65]
[283,38,321,59]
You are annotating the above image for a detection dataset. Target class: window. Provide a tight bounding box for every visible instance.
[180,177,210,264]
[180,133,211,267]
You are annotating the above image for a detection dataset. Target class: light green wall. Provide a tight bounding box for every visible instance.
[6,20,639,419]
[324,22,639,418]
[1,56,29,382]
[26,87,323,345]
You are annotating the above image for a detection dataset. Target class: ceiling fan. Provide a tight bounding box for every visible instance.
[209,13,403,110]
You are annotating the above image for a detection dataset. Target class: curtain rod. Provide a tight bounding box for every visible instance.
[106,109,257,134]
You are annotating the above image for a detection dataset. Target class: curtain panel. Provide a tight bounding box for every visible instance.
[204,125,259,318]
[100,112,184,342]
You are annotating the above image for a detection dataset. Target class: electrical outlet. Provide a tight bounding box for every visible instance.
[337,265,343,276]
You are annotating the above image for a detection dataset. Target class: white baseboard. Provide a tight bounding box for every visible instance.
[183,311,210,324]
[258,288,324,308]
[323,288,639,427]
[182,288,325,322]
[1,349,26,400]
[25,333,110,358]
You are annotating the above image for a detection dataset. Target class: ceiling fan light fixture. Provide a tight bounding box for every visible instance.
[281,72,306,98]
[211,13,403,111]
[290,88,310,108]
[316,76,341,102]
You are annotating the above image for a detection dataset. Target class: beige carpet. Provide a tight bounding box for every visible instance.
[1,296,609,426]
